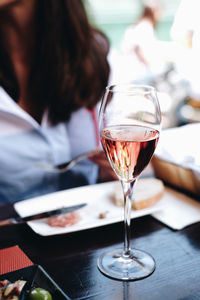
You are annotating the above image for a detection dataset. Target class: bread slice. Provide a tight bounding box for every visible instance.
[113,178,164,210]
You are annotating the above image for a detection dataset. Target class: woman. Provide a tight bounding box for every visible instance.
[0,0,115,205]
[121,2,164,80]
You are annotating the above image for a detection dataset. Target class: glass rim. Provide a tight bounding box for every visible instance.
[105,84,156,95]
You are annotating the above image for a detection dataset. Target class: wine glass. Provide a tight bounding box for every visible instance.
[98,84,161,281]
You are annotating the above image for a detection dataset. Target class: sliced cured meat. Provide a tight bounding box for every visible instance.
[47,211,81,227]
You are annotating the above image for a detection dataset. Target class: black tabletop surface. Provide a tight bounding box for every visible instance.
[0,199,200,300]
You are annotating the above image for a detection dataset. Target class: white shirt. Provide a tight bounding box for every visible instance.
[121,20,166,80]
[170,0,200,98]
[0,87,99,205]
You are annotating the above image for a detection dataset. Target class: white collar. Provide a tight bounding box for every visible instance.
[0,86,49,128]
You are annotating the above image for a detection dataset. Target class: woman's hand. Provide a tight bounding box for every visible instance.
[88,149,118,182]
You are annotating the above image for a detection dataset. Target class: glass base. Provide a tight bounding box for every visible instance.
[97,248,155,281]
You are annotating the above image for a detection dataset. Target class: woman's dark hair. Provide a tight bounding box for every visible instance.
[0,0,110,124]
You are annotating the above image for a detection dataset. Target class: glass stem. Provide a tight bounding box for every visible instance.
[121,179,136,257]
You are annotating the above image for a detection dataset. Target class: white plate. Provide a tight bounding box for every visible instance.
[14,181,163,236]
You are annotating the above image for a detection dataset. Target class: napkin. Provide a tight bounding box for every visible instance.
[0,245,33,275]
[152,187,200,230]
[155,123,200,177]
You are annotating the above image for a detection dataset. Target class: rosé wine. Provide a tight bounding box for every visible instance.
[101,125,159,181]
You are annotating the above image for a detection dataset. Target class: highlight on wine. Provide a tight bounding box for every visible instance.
[101,124,159,181]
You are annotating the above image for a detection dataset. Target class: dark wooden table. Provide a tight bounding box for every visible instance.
[0,201,200,300]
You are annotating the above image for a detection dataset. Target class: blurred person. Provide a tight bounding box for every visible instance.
[0,0,116,205]
[121,1,166,81]
[170,0,200,104]
[170,0,196,50]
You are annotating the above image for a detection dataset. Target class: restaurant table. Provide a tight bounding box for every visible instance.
[0,200,200,300]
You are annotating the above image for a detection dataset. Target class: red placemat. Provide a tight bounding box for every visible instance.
[0,245,33,275]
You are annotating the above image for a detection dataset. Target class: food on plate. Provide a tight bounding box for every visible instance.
[113,178,164,210]
[28,288,52,300]
[47,211,81,227]
[0,278,52,300]
[0,279,26,299]
[98,211,109,219]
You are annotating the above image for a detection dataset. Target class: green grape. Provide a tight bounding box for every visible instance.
[28,288,52,300]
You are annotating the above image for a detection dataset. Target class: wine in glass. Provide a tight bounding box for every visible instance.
[98,84,161,281]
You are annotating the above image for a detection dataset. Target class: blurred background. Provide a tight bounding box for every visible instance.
[85,0,180,49]
[84,0,200,129]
